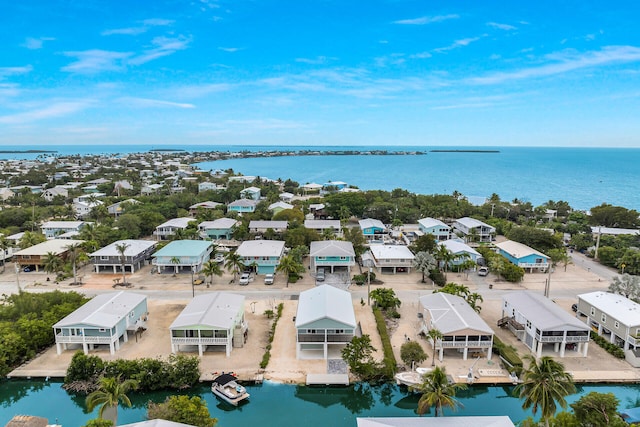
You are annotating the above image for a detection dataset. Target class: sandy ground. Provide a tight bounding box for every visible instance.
[6,256,640,384]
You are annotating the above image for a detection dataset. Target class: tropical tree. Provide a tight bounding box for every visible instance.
[416,366,466,417]
[369,288,401,311]
[224,251,245,283]
[515,355,576,427]
[65,242,85,285]
[19,231,45,249]
[201,260,222,286]
[413,251,437,283]
[147,395,217,427]
[170,256,181,275]
[426,328,443,367]
[341,334,378,379]
[436,246,455,279]
[0,236,9,272]
[400,341,427,368]
[609,273,640,302]
[42,251,63,280]
[86,376,139,426]
[276,254,305,287]
[115,242,130,286]
[570,391,626,427]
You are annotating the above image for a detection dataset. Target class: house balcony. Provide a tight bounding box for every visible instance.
[55,334,114,344]
[627,335,640,346]
[536,334,589,343]
[170,337,229,345]
[297,334,354,343]
[314,260,355,267]
[440,340,493,348]
[518,262,549,269]
[241,258,280,266]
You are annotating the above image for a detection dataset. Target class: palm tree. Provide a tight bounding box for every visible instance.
[276,254,304,288]
[115,242,130,286]
[426,328,443,367]
[436,246,455,279]
[19,231,45,249]
[170,256,181,275]
[65,242,84,285]
[416,366,466,417]
[515,355,576,427]
[201,260,222,285]
[86,376,139,426]
[224,251,245,283]
[42,251,63,280]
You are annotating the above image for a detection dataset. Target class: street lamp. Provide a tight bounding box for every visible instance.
[191,266,195,298]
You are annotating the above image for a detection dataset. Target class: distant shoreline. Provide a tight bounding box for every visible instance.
[430,149,500,153]
[0,150,57,154]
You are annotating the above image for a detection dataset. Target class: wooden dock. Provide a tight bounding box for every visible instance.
[306,374,349,385]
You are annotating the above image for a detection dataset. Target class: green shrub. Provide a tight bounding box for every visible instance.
[429,269,446,286]
[590,331,625,358]
[373,307,396,378]
[260,303,284,369]
[493,336,523,374]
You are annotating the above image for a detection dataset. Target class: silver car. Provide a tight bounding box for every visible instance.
[239,272,251,285]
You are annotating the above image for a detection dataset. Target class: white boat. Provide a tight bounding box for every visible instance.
[211,373,250,406]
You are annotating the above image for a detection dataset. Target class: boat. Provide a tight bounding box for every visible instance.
[211,373,250,406]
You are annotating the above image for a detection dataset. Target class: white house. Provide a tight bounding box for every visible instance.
[304,219,342,237]
[154,217,195,240]
[170,292,248,357]
[236,240,285,274]
[90,240,157,274]
[295,285,356,359]
[367,245,415,274]
[419,293,494,361]
[41,221,87,239]
[357,417,515,427]
[249,220,288,234]
[452,217,496,243]
[438,239,482,265]
[500,291,590,358]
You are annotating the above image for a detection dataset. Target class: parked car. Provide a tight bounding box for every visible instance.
[239,272,251,285]
[571,303,578,312]
[316,268,325,282]
[478,266,489,276]
[264,273,274,285]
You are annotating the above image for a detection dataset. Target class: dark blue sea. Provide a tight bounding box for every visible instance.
[3,144,639,211]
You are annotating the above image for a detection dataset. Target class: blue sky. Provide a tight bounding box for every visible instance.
[2,1,640,147]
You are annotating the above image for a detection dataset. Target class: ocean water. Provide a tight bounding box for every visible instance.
[2,145,639,211]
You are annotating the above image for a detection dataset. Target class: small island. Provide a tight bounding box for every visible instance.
[430,149,500,153]
[0,149,58,154]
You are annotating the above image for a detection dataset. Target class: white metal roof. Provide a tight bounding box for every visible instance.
[310,240,355,258]
[120,419,197,427]
[228,199,258,207]
[504,291,590,331]
[156,217,194,229]
[578,291,640,327]
[495,240,548,260]
[14,239,85,256]
[198,218,239,229]
[41,221,84,229]
[417,217,449,229]
[268,201,294,210]
[591,226,640,236]
[454,217,495,231]
[236,240,285,257]
[369,245,415,260]
[295,285,356,328]
[152,240,213,258]
[170,292,244,330]
[189,201,222,209]
[357,416,515,427]
[419,293,493,335]
[304,219,341,229]
[90,240,156,257]
[359,218,386,230]
[439,239,481,257]
[54,291,147,329]
[249,220,288,229]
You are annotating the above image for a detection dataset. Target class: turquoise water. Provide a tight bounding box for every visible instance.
[2,144,639,210]
[2,380,640,426]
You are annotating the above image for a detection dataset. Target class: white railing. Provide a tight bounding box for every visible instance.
[171,337,229,345]
[314,260,355,267]
[518,262,549,269]
[440,340,492,348]
[537,335,589,343]
[628,335,640,346]
[55,334,113,344]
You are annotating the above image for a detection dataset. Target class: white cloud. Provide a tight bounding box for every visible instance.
[142,18,174,26]
[409,52,432,59]
[119,97,196,109]
[0,101,91,124]
[468,45,640,85]
[434,36,483,53]
[21,37,55,50]
[102,18,174,36]
[296,56,332,65]
[487,22,516,31]
[61,50,132,73]
[128,35,191,65]
[218,47,241,53]
[393,14,459,25]
[0,65,33,79]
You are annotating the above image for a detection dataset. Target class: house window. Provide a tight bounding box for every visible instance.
[526,321,531,329]
[100,256,109,260]
[130,311,135,317]
[318,256,326,260]
[306,329,316,334]
[504,301,508,308]
[99,328,106,332]
[340,257,346,260]
[590,308,595,316]
[601,314,607,323]
[614,321,619,329]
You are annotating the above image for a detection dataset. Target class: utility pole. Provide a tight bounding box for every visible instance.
[594,226,602,260]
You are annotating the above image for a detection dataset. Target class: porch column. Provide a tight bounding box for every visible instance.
[536,340,543,358]
[610,333,616,344]
[113,265,117,274]
[83,343,89,354]
[198,343,204,357]
[95,265,99,273]
[171,342,177,353]
[56,342,62,355]
[554,342,559,352]
[487,345,492,359]
[123,330,128,343]
[324,342,328,359]
[582,341,589,357]
[559,341,566,357]
[438,347,443,362]
[462,347,468,360]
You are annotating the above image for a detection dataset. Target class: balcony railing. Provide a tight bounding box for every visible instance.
[518,262,549,268]
[55,334,113,344]
[628,335,640,346]
[537,334,589,343]
[314,260,355,266]
[297,334,354,343]
[440,340,493,348]
[171,337,229,345]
